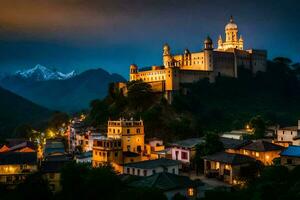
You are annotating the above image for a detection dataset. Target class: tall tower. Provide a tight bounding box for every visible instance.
[203,36,214,71]
[129,64,138,81]
[163,43,173,68]
[218,16,243,51]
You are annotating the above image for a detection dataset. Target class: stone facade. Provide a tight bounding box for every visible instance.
[128,16,267,103]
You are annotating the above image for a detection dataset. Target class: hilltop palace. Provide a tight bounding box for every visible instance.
[122,16,267,102]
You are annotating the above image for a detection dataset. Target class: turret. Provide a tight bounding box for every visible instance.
[163,43,172,68]
[130,64,138,74]
[204,36,213,50]
[218,35,223,49]
[129,64,138,81]
[204,36,213,71]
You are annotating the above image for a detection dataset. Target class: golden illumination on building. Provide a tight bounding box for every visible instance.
[126,16,267,103]
[187,187,195,197]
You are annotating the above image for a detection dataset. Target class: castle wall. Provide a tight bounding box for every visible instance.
[212,51,236,77]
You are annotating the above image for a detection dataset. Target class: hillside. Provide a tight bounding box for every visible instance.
[0,86,51,138]
[86,58,300,142]
[0,68,126,112]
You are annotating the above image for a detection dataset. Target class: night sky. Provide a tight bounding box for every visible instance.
[0,0,299,77]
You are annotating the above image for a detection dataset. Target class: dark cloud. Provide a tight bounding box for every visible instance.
[0,0,299,76]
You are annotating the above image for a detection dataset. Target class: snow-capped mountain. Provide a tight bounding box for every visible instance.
[15,64,76,81]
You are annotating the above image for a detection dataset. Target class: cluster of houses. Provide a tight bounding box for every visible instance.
[1,118,300,199]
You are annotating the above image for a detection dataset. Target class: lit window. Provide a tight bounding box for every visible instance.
[215,162,220,169]
[255,152,259,157]
[187,188,195,197]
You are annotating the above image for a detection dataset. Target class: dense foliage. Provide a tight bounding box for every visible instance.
[86,58,300,142]
[204,166,300,200]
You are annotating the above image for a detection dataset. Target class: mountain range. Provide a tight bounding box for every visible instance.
[0,65,126,112]
[15,64,77,81]
[0,86,51,137]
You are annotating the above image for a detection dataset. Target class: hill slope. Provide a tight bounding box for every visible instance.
[0,86,51,138]
[86,59,300,141]
[0,68,126,112]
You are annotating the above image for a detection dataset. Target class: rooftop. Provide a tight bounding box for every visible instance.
[0,152,37,165]
[203,152,256,165]
[241,140,284,152]
[279,126,298,131]
[170,138,205,149]
[125,158,180,169]
[128,172,202,191]
[220,137,251,150]
[280,146,300,158]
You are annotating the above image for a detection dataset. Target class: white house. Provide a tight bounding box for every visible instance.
[169,138,205,165]
[276,120,300,146]
[124,158,181,176]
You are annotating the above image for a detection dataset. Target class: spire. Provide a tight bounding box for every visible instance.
[230,15,234,23]
[218,35,222,41]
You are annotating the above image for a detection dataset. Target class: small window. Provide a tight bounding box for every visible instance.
[127,129,130,134]
[181,152,188,160]
[287,158,293,164]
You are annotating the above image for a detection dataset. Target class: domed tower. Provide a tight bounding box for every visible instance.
[225,16,238,42]
[129,64,138,81]
[163,43,172,68]
[203,36,213,71]
[218,16,244,50]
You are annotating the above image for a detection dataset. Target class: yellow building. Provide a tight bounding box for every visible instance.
[128,16,267,103]
[0,152,38,186]
[107,118,145,153]
[92,137,123,168]
[227,140,284,165]
[92,119,154,172]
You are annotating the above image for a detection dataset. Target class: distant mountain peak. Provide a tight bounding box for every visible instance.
[15,64,77,81]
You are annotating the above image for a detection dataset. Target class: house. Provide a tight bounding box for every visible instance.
[203,152,257,184]
[75,151,92,164]
[280,145,300,169]
[128,172,204,199]
[169,138,205,167]
[0,152,38,185]
[0,141,36,153]
[220,137,251,153]
[145,138,166,159]
[44,139,66,159]
[221,129,254,140]
[232,140,284,165]
[124,158,181,176]
[276,121,300,146]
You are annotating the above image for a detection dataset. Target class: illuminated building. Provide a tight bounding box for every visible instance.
[280,146,300,169]
[169,138,205,168]
[128,16,267,103]
[92,119,168,172]
[0,152,38,186]
[107,118,145,153]
[275,120,300,146]
[145,138,166,159]
[203,152,256,185]
[227,140,284,165]
[124,158,180,176]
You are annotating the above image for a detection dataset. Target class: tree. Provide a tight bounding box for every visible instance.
[194,132,224,175]
[13,124,33,138]
[249,115,266,139]
[127,80,154,111]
